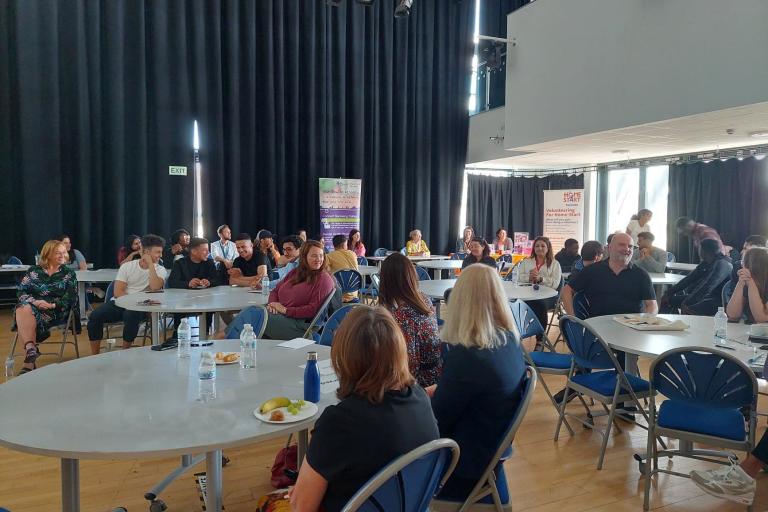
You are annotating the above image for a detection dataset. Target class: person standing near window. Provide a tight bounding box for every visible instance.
[625,209,653,245]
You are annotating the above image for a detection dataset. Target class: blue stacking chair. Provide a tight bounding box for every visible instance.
[556,315,663,470]
[302,290,337,339]
[334,269,363,303]
[374,248,388,257]
[642,347,758,510]
[509,301,577,435]
[415,266,431,281]
[430,368,537,512]
[573,291,590,320]
[357,256,368,266]
[450,252,467,261]
[400,247,407,255]
[341,438,460,512]
[316,304,365,346]
[7,256,22,265]
[225,305,268,339]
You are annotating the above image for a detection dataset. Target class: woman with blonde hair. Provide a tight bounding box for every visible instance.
[429,264,526,501]
[14,240,78,373]
[280,306,439,512]
[405,229,430,256]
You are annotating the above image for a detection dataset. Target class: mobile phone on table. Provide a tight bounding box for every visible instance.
[151,340,178,351]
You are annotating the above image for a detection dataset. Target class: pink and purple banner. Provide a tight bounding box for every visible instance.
[319,178,362,251]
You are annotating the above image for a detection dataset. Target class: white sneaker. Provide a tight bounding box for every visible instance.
[690,462,756,505]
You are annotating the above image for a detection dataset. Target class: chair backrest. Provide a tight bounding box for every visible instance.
[303,289,337,339]
[400,247,407,255]
[722,279,735,309]
[443,288,452,304]
[650,347,757,409]
[105,281,116,302]
[573,291,590,320]
[270,270,280,281]
[371,273,380,291]
[503,261,522,281]
[459,368,537,507]
[374,248,388,257]
[318,304,363,346]
[415,266,431,281]
[334,269,364,294]
[500,254,512,263]
[225,305,269,339]
[7,256,22,265]
[357,256,369,266]
[509,300,544,339]
[667,251,676,263]
[340,438,460,512]
[559,315,619,370]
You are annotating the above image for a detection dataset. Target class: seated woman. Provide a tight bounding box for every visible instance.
[456,226,474,254]
[14,240,78,374]
[348,229,366,258]
[428,264,526,501]
[262,240,335,340]
[117,234,142,266]
[378,253,443,387]
[462,237,496,269]
[493,227,514,253]
[727,246,768,323]
[284,306,439,512]
[59,234,87,270]
[516,236,562,348]
[405,229,430,256]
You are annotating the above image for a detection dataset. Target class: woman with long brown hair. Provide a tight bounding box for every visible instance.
[285,306,439,512]
[516,236,562,348]
[14,240,78,373]
[378,253,443,387]
[262,240,335,340]
[727,247,768,323]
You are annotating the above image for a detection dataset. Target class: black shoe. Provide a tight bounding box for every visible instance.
[553,389,578,406]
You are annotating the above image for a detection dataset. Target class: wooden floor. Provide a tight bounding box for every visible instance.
[0,306,764,512]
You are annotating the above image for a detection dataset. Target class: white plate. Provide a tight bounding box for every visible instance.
[214,352,240,365]
[253,402,319,424]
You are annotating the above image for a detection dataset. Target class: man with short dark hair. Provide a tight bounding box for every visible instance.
[660,238,732,315]
[168,237,222,289]
[210,224,237,270]
[227,233,270,287]
[566,240,604,282]
[326,234,359,302]
[257,229,281,269]
[675,216,729,256]
[631,232,667,273]
[555,238,580,273]
[87,234,167,354]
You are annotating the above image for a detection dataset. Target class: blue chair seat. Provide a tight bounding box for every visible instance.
[529,351,572,370]
[571,370,650,396]
[657,400,747,441]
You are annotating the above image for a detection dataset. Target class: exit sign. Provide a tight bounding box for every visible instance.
[169,165,188,176]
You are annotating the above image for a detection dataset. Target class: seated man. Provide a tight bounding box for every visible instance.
[167,228,191,265]
[168,237,222,289]
[554,238,580,273]
[210,224,237,270]
[273,235,303,283]
[326,234,360,302]
[660,239,732,315]
[227,233,269,287]
[631,232,668,273]
[566,240,604,283]
[87,234,166,354]
[257,229,281,269]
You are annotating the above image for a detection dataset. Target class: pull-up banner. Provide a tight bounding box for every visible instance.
[319,178,362,252]
[543,189,584,251]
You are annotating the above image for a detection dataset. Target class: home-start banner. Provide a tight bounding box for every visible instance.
[543,189,584,251]
[319,178,362,251]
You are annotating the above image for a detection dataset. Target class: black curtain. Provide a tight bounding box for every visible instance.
[466,173,584,241]
[0,0,475,266]
[667,157,768,263]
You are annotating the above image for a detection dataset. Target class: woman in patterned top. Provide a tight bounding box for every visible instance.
[15,240,78,373]
[378,253,443,387]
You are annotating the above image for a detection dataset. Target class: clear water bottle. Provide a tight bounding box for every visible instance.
[510,265,519,285]
[198,351,217,401]
[4,356,14,382]
[261,275,270,295]
[177,318,191,358]
[714,307,728,345]
[304,351,321,403]
[239,323,257,369]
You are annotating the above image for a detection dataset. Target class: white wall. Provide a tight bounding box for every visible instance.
[504,0,768,149]
[466,107,536,165]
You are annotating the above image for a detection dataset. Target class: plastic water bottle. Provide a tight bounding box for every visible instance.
[4,356,14,382]
[304,351,321,403]
[198,351,217,401]
[177,318,191,358]
[714,307,728,345]
[239,323,257,369]
[261,275,270,295]
[510,265,519,285]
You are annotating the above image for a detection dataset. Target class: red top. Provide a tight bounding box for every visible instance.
[269,269,336,320]
[692,223,728,255]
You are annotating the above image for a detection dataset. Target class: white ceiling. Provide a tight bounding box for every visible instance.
[467,101,768,169]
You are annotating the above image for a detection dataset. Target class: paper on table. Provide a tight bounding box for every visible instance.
[277,338,317,349]
[612,315,689,331]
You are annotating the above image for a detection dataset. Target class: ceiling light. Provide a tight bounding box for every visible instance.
[748,131,768,138]
[611,149,630,154]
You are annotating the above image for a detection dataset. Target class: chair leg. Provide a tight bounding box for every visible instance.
[538,373,575,436]
[554,382,572,441]
[597,385,623,470]
[9,332,19,359]
[643,418,655,510]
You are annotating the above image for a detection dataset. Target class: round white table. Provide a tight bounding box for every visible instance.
[419,279,557,302]
[0,340,333,512]
[357,265,379,277]
[0,264,30,273]
[367,254,450,265]
[666,262,698,273]
[116,286,267,346]
[417,260,463,280]
[648,273,685,286]
[75,269,119,321]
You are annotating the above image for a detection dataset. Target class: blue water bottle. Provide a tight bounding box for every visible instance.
[304,351,321,403]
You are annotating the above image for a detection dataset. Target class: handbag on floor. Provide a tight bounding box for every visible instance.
[271,434,298,489]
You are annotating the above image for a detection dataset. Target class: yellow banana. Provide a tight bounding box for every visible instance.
[259,397,291,414]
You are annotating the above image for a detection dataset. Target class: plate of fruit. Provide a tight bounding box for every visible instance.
[254,397,319,424]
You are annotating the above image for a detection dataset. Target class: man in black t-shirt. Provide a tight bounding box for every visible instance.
[167,237,222,289]
[227,233,270,287]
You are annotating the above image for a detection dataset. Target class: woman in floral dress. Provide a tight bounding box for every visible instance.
[15,240,78,373]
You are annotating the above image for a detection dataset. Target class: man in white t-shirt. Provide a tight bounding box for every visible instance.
[87,234,167,354]
[210,224,237,269]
